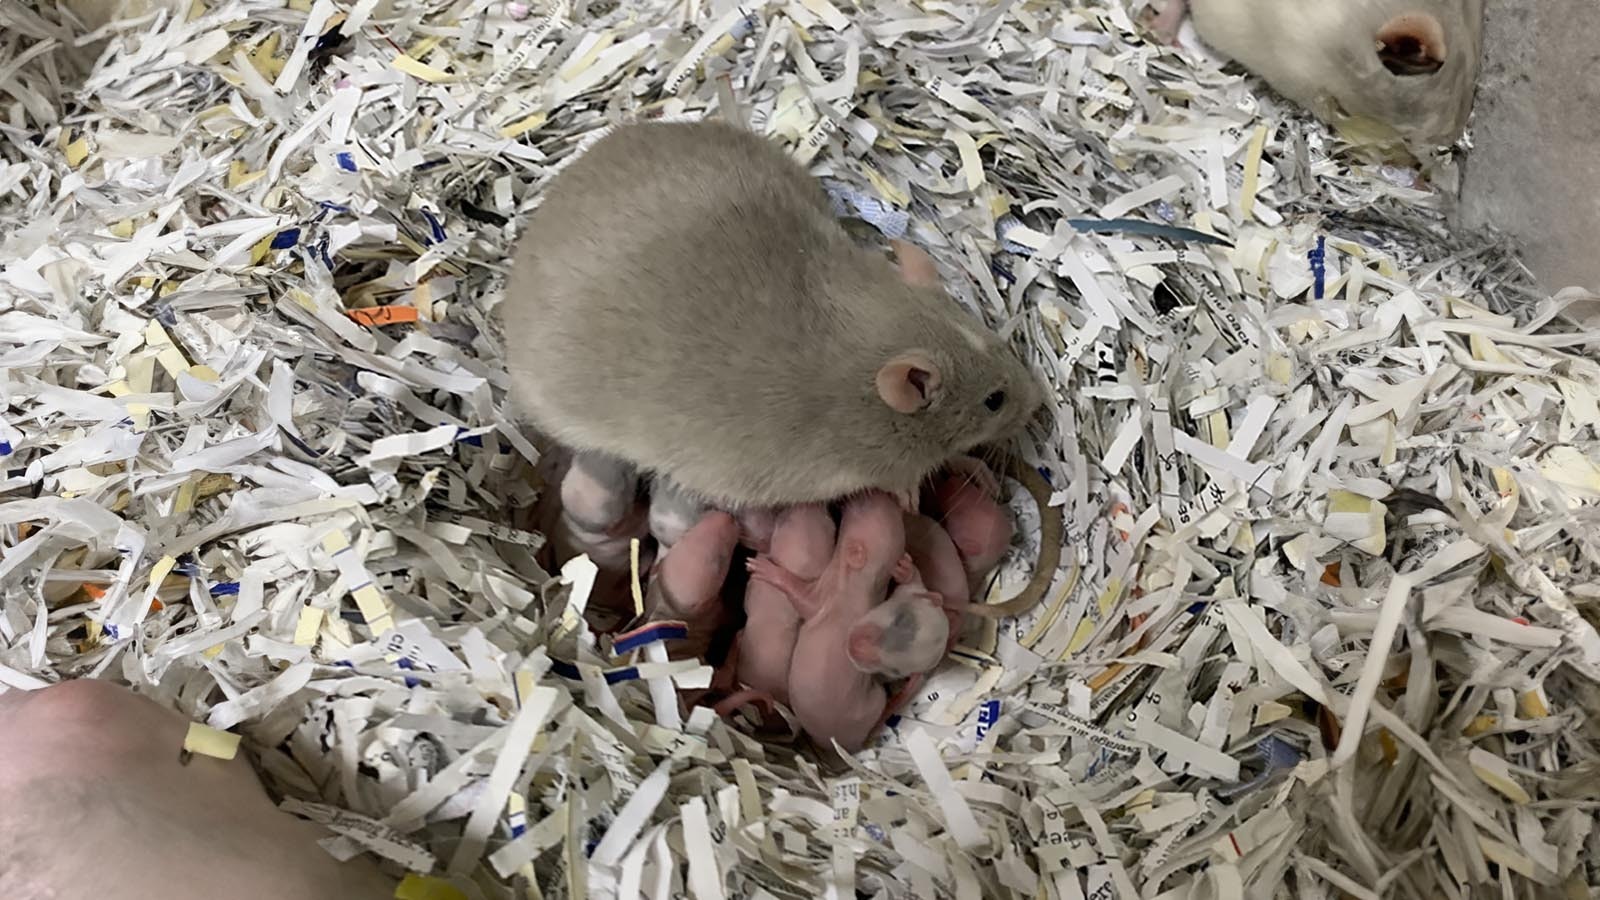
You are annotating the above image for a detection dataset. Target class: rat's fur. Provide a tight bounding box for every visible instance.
[1185,0,1484,147]
[502,121,1041,509]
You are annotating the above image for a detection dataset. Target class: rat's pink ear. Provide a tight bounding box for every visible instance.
[876,352,941,414]
[847,622,883,672]
[1376,13,1446,76]
[891,239,941,289]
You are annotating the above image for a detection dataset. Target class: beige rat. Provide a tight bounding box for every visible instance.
[501,121,1042,510]
[1150,0,1484,147]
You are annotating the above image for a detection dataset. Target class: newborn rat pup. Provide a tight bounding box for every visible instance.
[1150,0,1483,147]
[502,120,1042,510]
[733,506,778,554]
[735,504,836,705]
[641,510,741,660]
[930,457,1065,621]
[904,513,972,652]
[744,491,918,751]
[930,459,1016,584]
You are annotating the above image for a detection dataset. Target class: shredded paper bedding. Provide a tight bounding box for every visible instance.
[3,0,1600,897]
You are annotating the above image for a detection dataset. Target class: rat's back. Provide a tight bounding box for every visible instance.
[502,121,867,504]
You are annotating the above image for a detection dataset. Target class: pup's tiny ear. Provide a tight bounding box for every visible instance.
[891,239,941,289]
[876,352,941,414]
[847,622,883,672]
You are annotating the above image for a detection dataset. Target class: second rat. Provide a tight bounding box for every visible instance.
[1150,0,1483,147]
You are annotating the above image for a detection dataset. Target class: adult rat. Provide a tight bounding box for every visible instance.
[1147,0,1484,147]
[501,120,1042,510]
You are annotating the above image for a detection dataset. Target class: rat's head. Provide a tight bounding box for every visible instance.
[845,587,950,679]
[853,241,1043,482]
[1324,4,1482,147]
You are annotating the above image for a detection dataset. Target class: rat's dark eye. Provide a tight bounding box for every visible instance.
[984,390,1006,412]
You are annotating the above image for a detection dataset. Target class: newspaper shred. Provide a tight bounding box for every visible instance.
[3,0,1599,898]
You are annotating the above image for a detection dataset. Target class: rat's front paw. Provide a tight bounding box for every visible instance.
[944,456,1002,499]
[891,485,920,514]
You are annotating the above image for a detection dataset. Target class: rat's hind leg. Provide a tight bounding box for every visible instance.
[562,451,638,532]
[649,475,708,548]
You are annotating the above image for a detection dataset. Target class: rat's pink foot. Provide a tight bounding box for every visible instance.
[891,553,919,585]
[746,557,811,603]
[1144,0,1188,45]
[944,456,1002,499]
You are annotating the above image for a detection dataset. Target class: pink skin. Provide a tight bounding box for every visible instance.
[745,491,921,752]
[642,511,741,660]
[733,504,836,706]
[849,558,950,679]
[733,506,778,553]
[930,458,1015,586]
[1147,0,1188,44]
[904,514,970,653]
[0,681,394,900]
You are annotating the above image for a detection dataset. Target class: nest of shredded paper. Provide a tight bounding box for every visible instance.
[4,0,1600,897]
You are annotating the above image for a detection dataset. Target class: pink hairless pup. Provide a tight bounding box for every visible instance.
[733,504,835,706]
[929,457,1015,586]
[904,513,971,652]
[744,491,946,752]
[640,511,741,660]
[732,506,778,554]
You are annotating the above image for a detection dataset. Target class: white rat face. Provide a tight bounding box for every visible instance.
[1326,6,1481,146]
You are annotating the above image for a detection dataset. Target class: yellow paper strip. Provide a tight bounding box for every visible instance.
[629,538,645,618]
[394,873,469,900]
[294,606,325,646]
[183,722,241,760]
[1238,125,1267,220]
[65,137,91,168]
[499,112,548,139]
[392,53,454,83]
[352,584,393,634]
